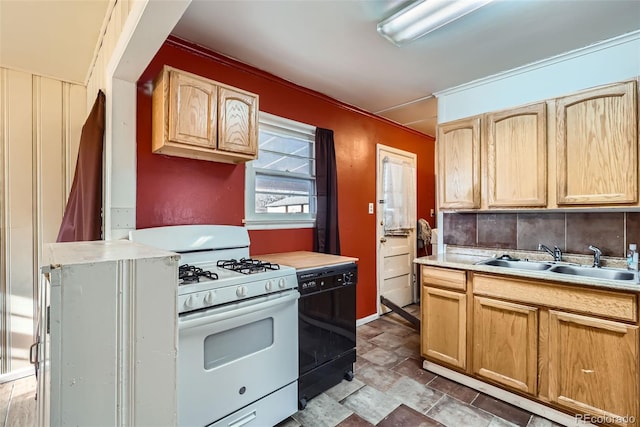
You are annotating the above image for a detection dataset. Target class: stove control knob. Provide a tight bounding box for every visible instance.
[236,286,247,298]
[278,278,286,289]
[265,280,273,292]
[184,295,196,310]
[204,291,215,305]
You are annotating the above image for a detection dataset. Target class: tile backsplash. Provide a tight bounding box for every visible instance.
[443,212,640,258]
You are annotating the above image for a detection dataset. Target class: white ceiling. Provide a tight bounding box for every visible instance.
[172,0,640,137]
[1,1,638,138]
[0,0,110,84]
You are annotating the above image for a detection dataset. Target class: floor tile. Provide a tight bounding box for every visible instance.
[292,393,352,427]
[367,317,415,338]
[359,346,401,368]
[472,393,532,427]
[391,357,437,384]
[354,363,403,391]
[354,355,371,373]
[341,385,401,425]
[427,395,493,427]
[386,376,444,413]
[325,378,365,402]
[335,413,375,427]
[275,417,302,427]
[368,331,410,350]
[427,376,479,404]
[356,337,376,354]
[527,415,563,427]
[378,404,445,427]
[489,416,520,427]
[356,324,384,340]
[0,382,13,425]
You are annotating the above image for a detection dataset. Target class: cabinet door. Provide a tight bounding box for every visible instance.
[218,86,258,156]
[438,117,481,209]
[556,81,638,205]
[422,286,466,369]
[473,297,538,395]
[168,70,217,148]
[549,310,638,426]
[486,103,547,207]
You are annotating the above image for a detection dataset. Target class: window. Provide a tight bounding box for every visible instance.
[245,112,316,229]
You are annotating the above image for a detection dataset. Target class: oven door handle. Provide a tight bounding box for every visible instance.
[179,290,299,329]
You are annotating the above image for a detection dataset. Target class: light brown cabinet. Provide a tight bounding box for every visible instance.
[420,265,640,425]
[473,296,538,395]
[437,79,639,211]
[548,310,638,426]
[437,117,481,209]
[485,103,547,207]
[421,266,467,369]
[555,80,638,205]
[152,65,258,164]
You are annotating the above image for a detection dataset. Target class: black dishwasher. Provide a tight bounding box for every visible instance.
[297,262,357,410]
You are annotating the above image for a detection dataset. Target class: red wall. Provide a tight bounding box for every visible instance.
[137,37,436,319]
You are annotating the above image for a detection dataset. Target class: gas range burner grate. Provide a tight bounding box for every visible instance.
[179,264,219,285]
[217,258,280,275]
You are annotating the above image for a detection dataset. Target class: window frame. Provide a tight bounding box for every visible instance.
[244,112,316,230]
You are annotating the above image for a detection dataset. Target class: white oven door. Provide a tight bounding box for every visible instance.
[178,289,299,427]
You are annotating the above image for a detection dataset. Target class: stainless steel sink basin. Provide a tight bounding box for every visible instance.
[548,265,637,281]
[477,259,553,271]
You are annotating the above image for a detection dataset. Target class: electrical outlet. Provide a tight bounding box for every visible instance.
[368,203,374,214]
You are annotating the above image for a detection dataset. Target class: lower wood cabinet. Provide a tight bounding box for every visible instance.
[473,296,538,395]
[548,310,638,426]
[420,265,640,426]
[422,286,467,369]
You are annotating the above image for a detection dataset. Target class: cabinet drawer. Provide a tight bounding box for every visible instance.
[473,273,637,322]
[422,266,466,291]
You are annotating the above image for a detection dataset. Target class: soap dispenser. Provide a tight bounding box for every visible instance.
[627,244,638,271]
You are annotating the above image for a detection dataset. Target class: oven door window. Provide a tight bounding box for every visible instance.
[203,317,274,370]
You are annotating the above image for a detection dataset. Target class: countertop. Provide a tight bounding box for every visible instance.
[415,251,640,293]
[253,251,358,271]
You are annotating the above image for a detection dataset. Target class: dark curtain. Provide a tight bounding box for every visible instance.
[56,90,106,242]
[314,128,341,255]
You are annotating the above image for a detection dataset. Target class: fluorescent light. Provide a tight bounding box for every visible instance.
[377,0,493,46]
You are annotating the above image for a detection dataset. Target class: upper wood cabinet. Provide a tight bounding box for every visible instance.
[555,81,638,205]
[437,117,481,209]
[152,66,259,164]
[548,310,638,426]
[485,103,547,207]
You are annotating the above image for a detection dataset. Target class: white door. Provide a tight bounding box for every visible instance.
[376,144,417,314]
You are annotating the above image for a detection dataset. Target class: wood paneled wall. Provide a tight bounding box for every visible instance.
[0,67,86,373]
[85,0,132,108]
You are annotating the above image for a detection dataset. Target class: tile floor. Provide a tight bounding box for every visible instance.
[0,305,562,427]
[278,305,561,427]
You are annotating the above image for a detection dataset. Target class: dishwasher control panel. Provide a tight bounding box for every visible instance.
[297,263,358,295]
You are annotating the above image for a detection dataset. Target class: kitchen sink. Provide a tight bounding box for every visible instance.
[476,259,553,271]
[548,265,637,281]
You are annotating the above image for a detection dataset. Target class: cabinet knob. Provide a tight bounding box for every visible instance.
[380,237,387,243]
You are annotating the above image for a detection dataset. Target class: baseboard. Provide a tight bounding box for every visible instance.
[423,361,593,427]
[0,366,35,384]
[356,312,379,326]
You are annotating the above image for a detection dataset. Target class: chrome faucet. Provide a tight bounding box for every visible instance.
[538,243,562,262]
[588,245,602,268]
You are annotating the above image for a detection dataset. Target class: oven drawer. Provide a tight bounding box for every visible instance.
[209,382,297,427]
[178,290,299,426]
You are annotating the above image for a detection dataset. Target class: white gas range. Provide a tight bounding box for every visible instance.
[129,224,299,427]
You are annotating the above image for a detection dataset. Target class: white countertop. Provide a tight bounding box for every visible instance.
[415,251,640,293]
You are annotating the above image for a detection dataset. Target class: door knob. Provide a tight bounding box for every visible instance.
[380,237,387,243]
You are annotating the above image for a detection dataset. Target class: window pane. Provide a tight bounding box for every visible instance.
[255,174,313,214]
[259,131,311,157]
[253,151,314,175]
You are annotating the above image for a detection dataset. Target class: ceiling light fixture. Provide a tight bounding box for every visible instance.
[377,0,494,46]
